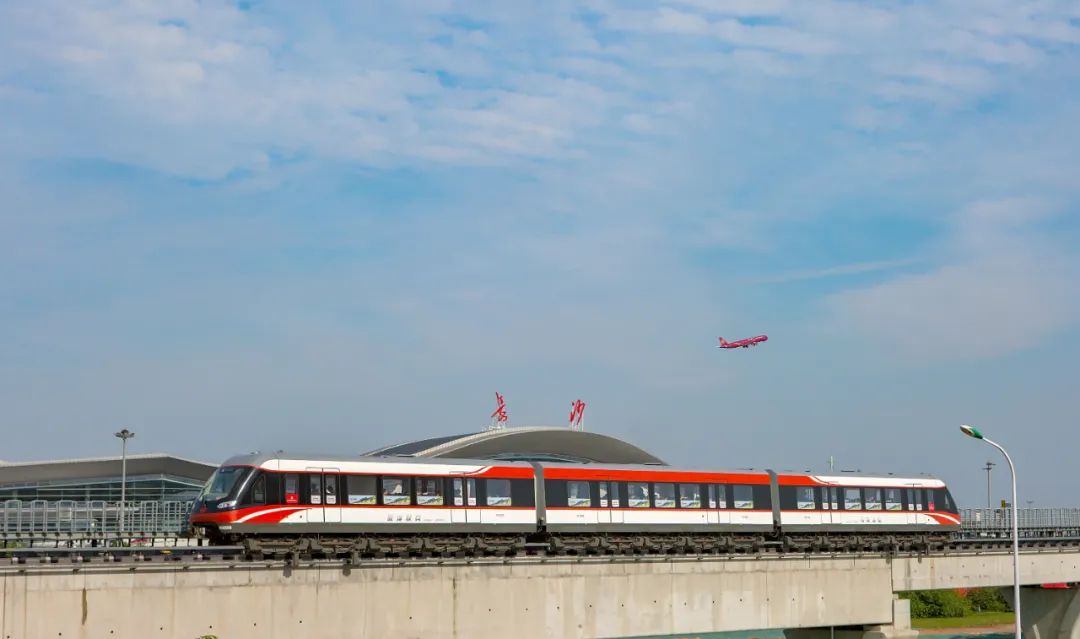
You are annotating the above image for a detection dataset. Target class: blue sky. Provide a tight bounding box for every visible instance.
[1,1,1078,506]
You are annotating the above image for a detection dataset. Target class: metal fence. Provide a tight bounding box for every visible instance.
[960,508,1080,537]
[1,499,194,535]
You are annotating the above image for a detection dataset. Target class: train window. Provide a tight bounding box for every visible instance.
[251,474,266,505]
[309,475,323,505]
[285,474,299,505]
[926,489,936,511]
[844,488,862,510]
[567,481,591,507]
[467,478,477,506]
[347,476,377,505]
[717,485,728,508]
[511,479,535,507]
[733,485,754,509]
[937,489,956,512]
[610,482,621,507]
[797,487,815,510]
[628,482,650,508]
[885,489,902,511]
[544,480,567,507]
[453,478,464,506]
[654,483,676,508]
[416,478,443,506]
[599,482,609,507]
[382,477,410,505]
[865,488,882,510]
[324,477,336,507]
[679,484,701,508]
[486,479,511,506]
[324,475,337,505]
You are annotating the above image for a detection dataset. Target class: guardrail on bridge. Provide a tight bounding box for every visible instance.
[960,508,1080,538]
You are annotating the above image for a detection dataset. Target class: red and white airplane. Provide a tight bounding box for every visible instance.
[718,335,768,349]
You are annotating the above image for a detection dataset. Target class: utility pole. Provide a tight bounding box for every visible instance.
[983,461,995,509]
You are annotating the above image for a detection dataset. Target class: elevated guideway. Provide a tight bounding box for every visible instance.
[5,546,1080,639]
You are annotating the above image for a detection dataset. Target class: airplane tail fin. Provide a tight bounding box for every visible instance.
[718,337,727,347]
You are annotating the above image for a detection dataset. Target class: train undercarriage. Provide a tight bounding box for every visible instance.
[220,531,952,562]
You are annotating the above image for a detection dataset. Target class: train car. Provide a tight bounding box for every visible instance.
[775,472,960,533]
[188,453,539,547]
[539,462,775,534]
[188,452,959,556]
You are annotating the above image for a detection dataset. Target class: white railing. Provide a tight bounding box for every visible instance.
[1,499,194,534]
[961,508,1080,535]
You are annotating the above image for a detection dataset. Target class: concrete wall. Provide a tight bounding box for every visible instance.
[892,551,1080,591]
[5,550,1078,639]
[1,557,895,639]
[1004,586,1080,639]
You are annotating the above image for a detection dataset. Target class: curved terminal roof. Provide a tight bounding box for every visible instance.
[0,454,216,486]
[365,426,666,465]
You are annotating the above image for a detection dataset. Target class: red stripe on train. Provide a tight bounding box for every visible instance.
[542,468,771,484]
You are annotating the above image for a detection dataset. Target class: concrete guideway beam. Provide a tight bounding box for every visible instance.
[785,598,918,639]
[2,556,896,639]
[1004,586,1080,639]
[893,551,1080,591]
[4,549,1080,639]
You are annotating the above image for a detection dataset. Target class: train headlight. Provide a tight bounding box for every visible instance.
[217,500,236,509]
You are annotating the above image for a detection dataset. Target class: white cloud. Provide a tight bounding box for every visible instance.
[829,199,1080,360]
[750,258,922,284]
[0,0,1075,181]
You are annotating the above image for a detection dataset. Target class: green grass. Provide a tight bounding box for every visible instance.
[912,611,1015,630]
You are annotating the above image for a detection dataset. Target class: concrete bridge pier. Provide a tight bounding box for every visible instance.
[1004,585,1080,639]
[785,597,918,639]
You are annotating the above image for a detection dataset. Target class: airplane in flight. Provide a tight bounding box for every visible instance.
[718,335,768,349]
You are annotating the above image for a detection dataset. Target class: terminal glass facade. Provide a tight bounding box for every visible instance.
[0,474,204,502]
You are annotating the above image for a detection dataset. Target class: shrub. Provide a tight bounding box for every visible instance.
[902,590,971,618]
[967,588,1011,612]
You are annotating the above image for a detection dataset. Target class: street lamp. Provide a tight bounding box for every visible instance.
[114,429,135,535]
[961,424,1020,639]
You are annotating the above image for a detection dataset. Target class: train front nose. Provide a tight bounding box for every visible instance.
[187,500,213,537]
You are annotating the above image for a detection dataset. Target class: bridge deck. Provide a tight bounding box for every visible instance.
[3,547,1079,639]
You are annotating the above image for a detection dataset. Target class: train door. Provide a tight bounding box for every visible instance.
[322,469,341,524]
[706,485,719,526]
[822,486,839,526]
[451,478,466,524]
[305,468,341,524]
[306,471,324,524]
[907,488,922,525]
[610,482,624,524]
[465,478,480,524]
[597,482,611,525]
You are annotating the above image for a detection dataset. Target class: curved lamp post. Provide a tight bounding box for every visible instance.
[961,424,1020,639]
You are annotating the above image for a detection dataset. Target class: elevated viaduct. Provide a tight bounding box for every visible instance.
[4,547,1080,639]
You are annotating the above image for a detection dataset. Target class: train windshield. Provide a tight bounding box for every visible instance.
[199,466,251,502]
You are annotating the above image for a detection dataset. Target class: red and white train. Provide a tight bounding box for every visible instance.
[188,453,959,555]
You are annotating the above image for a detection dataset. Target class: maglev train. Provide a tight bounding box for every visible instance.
[188,453,959,556]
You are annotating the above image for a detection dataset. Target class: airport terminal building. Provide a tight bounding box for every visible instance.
[0,426,663,534]
[0,454,217,503]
